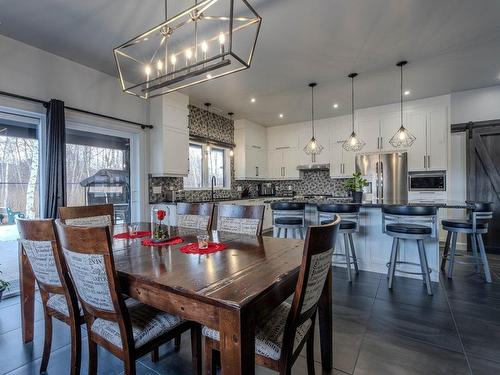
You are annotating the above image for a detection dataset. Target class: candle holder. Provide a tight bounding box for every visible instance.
[150,205,171,242]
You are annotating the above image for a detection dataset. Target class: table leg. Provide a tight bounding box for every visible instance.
[19,243,35,343]
[219,308,255,375]
[318,268,333,371]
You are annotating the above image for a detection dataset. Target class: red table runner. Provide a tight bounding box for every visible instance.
[179,242,227,255]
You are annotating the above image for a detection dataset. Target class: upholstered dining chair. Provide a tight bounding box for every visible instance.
[58,203,114,226]
[53,220,202,375]
[176,202,215,230]
[203,215,341,375]
[17,218,84,375]
[216,204,265,235]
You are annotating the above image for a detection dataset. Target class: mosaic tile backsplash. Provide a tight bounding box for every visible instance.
[149,105,348,203]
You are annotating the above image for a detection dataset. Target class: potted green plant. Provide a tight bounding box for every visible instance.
[0,267,10,301]
[344,172,369,203]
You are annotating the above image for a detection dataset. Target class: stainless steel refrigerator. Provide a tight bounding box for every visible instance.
[355,152,408,202]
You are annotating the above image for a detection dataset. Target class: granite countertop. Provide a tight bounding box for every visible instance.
[267,198,474,209]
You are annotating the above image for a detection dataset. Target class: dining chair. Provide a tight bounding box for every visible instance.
[17,218,84,375]
[203,215,341,375]
[58,203,114,226]
[176,202,215,230]
[53,220,202,375]
[216,204,265,235]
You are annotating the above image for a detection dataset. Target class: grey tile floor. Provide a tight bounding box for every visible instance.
[1,253,500,374]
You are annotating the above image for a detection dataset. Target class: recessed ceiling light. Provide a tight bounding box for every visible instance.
[333,103,339,109]
[279,113,284,118]
[404,90,411,96]
[250,98,256,103]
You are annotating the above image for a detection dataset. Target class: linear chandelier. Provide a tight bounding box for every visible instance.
[114,0,261,99]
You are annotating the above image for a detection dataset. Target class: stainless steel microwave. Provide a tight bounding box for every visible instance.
[408,171,446,191]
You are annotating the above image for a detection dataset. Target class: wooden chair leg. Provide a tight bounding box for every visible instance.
[69,321,82,375]
[306,328,316,375]
[190,326,202,375]
[123,354,136,375]
[88,340,98,375]
[40,311,53,373]
[441,231,451,271]
[174,334,181,351]
[204,338,217,375]
[151,347,159,362]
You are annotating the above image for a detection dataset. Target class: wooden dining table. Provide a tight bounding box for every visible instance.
[19,223,333,375]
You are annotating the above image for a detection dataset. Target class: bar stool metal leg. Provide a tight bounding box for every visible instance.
[277,227,282,238]
[417,239,433,295]
[348,234,359,274]
[343,234,352,282]
[299,227,304,240]
[476,234,492,283]
[441,231,451,271]
[447,232,458,279]
[388,238,399,289]
[284,228,288,238]
[470,233,481,273]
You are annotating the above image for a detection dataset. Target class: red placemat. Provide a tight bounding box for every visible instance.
[141,237,184,247]
[113,231,151,239]
[179,242,227,255]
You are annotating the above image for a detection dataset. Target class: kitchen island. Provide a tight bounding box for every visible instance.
[269,199,472,282]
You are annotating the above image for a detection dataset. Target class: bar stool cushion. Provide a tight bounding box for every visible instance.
[386,223,431,235]
[442,219,488,230]
[202,301,311,361]
[321,220,356,230]
[275,217,303,225]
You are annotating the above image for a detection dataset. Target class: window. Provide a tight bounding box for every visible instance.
[184,142,230,189]
[66,129,130,223]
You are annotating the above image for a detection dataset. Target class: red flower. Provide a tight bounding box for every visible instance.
[156,210,166,221]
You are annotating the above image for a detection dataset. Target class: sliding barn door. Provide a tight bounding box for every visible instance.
[467,122,500,254]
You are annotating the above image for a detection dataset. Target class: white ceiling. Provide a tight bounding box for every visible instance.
[1,0,500,125]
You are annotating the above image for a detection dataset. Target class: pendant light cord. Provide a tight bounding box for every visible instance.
[400,63,403,126]
[351,75,355,132]
[311,84,315,138]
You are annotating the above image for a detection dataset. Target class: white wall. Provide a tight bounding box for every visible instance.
[0,34,147,124]
[451,85,500,124]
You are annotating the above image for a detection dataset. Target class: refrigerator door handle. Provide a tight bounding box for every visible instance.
[380,161,384,199]
[375,162,379,199]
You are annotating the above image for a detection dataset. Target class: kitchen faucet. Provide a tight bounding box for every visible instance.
[211,175,216,201]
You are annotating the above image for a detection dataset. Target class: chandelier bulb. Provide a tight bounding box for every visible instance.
[157,60,163,71]
[170,54,177,65]
[201,41,208,53]
[218,32,225,45]
[144,65,152,76]
[185,48,192,60]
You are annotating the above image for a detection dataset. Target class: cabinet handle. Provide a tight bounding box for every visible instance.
[427,155,431,168]
[252,145,261,149]
[256,166,259,176]
[424,155,427,169]
[283,166,286,176]
[380,137,383,149]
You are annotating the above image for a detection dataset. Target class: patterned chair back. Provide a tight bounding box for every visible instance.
[17,219,79,316]
[54,220,127,317]
[58,204,114,227]
[176,202,214,230]
[216,204,265,235]
[281,215,340,356]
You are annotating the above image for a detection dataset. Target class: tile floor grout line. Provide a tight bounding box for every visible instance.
[350,275,382,375]
[439,271,473,375]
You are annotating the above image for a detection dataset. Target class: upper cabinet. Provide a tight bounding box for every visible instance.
[149,93,189,176]
[330,117,355,178]
[234,119,268,180]
[426,107,448,170]
[297,120,332,165]
[266,125,300,179]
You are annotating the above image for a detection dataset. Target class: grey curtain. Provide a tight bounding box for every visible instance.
[43,99,66,219]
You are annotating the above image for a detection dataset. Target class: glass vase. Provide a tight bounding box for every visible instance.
[150,205,171,242]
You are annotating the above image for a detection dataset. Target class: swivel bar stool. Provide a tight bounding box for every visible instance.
[317,203,360,282]
[382,205,438,295]
[441,202,493,283]
[270,202,306,239]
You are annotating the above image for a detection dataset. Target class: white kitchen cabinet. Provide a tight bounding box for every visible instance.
[405,111,428,170]
[234,119,268,179]
[427,107,448,170]
[357,118,380,152]
[149,93,190,176]
[379,113,400,151]
[267,147,300,179]
[329,118,356,178]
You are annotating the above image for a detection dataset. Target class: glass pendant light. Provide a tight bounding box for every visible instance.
[303,82,324,162]
[389,61,416,148]
[228,112,234,157]
[343,73,365,151]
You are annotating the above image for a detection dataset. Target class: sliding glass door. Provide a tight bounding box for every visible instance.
[0,113,41,297]
[65,129,131,223]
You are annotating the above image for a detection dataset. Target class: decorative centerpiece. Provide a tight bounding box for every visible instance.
[150,206,171,242]
[344,172,369,203]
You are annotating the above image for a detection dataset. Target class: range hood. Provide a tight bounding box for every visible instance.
[296,163,330,171]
